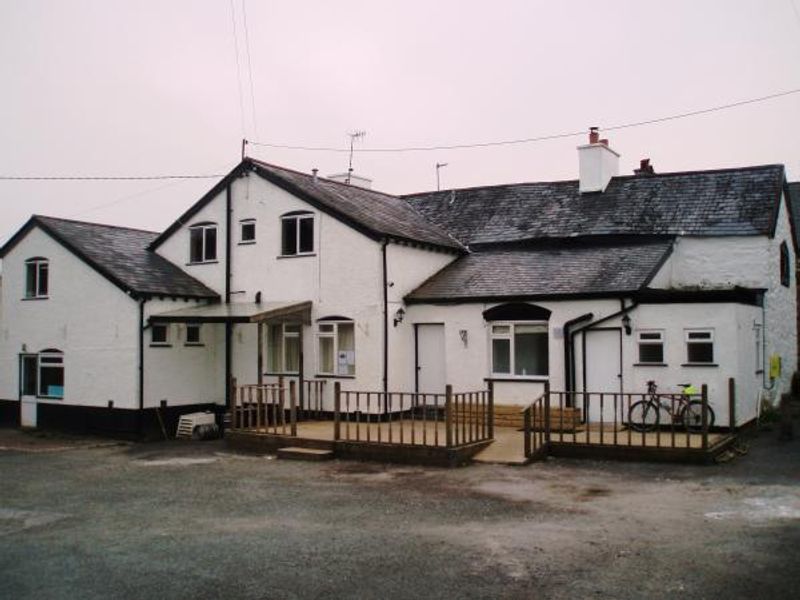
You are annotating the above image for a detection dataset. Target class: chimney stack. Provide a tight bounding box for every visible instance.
[634,158,655,176]
[577,128,620,193]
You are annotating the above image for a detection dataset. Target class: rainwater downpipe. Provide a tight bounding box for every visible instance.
[225,183,233,409]
[137,296,148,436]
[382,240,389,400]
[563,312,594,393]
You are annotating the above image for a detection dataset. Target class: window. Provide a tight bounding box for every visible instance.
[490,322,548,377]
[281,212,314,256]
[186,324,202,345]
[189,223,217,263]
[780,241,790,287]
[38,349,64,398]
[267,323,301,373]
[151,324,169,346]
[240,219,256,244]
[317,320,356,376]
[637,330,664,364]
[685,329,714,364]
[25,258,49,298]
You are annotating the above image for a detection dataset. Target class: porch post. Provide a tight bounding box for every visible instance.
[487,380,494,439]
[445,384,453,447]
[298,324,305,414]
[544,380,551,445]
[257,322,264,386]
[289,380,297,436]
[728,377,736,433]
[701,383,709,450]
[334,382,341,440]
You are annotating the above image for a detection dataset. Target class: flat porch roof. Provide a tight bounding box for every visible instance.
[149,300,312,324]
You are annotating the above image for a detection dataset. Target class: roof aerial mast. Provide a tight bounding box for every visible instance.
[346,130,366,184]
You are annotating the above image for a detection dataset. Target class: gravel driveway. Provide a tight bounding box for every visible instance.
[0,426,798,600]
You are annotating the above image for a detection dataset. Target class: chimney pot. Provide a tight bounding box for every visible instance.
[599,139,608,146]
[311,168,319,183]
[589,127,600,144]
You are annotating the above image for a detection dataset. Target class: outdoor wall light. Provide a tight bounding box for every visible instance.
[459,329,468,347]
[393,307,406,327]
[621,313,632,336]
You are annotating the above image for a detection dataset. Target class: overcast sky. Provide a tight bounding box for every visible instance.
[1,0,799,241]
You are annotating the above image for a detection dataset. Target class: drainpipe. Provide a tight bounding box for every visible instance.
[564,312,593,393]
[225,183,233,409]
[137,296,148,437]
[382,240,389,403]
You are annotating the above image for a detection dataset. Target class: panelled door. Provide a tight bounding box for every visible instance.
[19,354,38,428]
[416,324,446,394]
[583,328,623,423]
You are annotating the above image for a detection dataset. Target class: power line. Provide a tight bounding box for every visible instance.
[228,0,247,138]
[68,179,188,218]
[0,174,223,181]
[249,86,800,153]
[241,0,259,140]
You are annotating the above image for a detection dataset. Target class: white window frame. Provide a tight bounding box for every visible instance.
[489,321,549,379]
[189,223,218,263]
[151,324,170,346]
[24,257,49,299]
[636,330,665,364]
[37,350,64,399]
[280,212,314,256]
[267,323,301,374]
[185,324,202,346]
[316,320,356,377]
[685,328,715,364]
[239,219,256,244]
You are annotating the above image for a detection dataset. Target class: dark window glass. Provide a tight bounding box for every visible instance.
[190,228,204,262]
[299,217,314,253]
[492,339,510,374]
[39,354,64,398]
[780,241,790,287]
[21,356,37,395]
[639,344,664,363]
[282,218,297,255]
[241,221,256,242]
[204,228,217,260]
[687,342,714,363]
[152,325,168,344]
[38,262,48,295]
[25,262,37,297]
[186,325,201,344]
[514,326,548,376]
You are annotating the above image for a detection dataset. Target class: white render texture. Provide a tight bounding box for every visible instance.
[578,142,620,193]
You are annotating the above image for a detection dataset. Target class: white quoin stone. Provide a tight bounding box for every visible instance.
[326,172,373,189]
[578,142,620,193]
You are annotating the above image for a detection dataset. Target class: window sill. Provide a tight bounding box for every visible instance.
[21,296,49,301]
[149,344,172,348]
[185,260,219,266]
[484,376,549,383]
[633,363,668,367]
[314,374,356,379]
[36,396,63,400]
[238,241,256,246]
[277,253,316,259]
[681,363,718,367]
[184,343,205,347]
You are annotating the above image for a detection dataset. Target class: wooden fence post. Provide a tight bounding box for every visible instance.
[334,382,341,441]
[230,377,238,430]
[701,383,709,450]
[487,380,494,439]
[445,384,453,447]
[544,380,551,445]
[289,380,297,436]
[728,377,736,434]
[523,406,531,458]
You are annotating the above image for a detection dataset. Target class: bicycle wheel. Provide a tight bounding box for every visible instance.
[628,400,659,432]
[681,401,716,432]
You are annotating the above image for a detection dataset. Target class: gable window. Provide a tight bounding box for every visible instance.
[281,212,314,256]
[25,258,49,298]
[490,323,548,377]
[685,329,714,364]
[637,330,664,364]
[317,320,356,376]
[240,219,256,244]
[151,324,169,346]
[185,324,202,345]
[780,241,790,287]
[189,223,217,263]
[267,323,301,373]
[38,349,64,399]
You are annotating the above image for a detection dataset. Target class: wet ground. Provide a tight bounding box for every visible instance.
[0,425,798,599]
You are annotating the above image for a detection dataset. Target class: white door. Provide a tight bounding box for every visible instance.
[416,324,446,394]
[584,329,622,423]
[19,355,38,428]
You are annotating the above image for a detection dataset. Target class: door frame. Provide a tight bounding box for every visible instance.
[18,353,38,427]
[581,327,623,419]
[414,322,445,395]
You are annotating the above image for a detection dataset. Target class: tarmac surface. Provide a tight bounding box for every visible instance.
[0,426,798,600]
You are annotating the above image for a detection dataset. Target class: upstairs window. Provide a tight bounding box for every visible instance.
[685,329,714,364]
[185,324,202,345]
[267,323,301,373]
[317,319,356,376]
[189,223,217,263]
[780,241,790,287]
[240,219,256,244]
[38,349,64,399]
[637,330,664,364]
[281,212,314,256]
[25,258,49,298]
[490,323,549,377]
[151,324,169,346]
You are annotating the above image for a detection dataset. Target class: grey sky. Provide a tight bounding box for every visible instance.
[1,0,799,240]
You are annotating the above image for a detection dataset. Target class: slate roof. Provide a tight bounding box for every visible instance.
[403,165,785,246]
[0,216,219,299]
[406,238,674,302]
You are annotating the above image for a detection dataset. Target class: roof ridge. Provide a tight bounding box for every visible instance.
[34,214,158,235]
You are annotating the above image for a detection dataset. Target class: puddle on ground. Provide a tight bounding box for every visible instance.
[705,496,800,522]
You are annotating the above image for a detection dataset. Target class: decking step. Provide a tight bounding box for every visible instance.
[276,446,334,461]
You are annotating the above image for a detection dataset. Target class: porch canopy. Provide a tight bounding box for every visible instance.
[149,300,312,324]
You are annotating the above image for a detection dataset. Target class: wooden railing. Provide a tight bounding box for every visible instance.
[302,379,327,419]
[333,382,494,448]
[230,380,297,436]
[523,386,550,460]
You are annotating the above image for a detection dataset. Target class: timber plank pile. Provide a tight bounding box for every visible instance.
[453,404,584,432]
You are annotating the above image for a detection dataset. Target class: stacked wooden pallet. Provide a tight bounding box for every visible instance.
[491,404,584,432]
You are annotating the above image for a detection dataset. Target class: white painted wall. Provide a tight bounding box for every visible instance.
[578,142,620,193]
[0,227,139,408]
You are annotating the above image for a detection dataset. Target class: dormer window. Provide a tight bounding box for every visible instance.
[281,212,314,256]
[240,219,256,244]
[25,257,49,298]
[189,223,217,263]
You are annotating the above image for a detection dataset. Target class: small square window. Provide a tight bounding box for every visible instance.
[151,324,169,345]
[186,324,201,345]
[686,329,714,363]
[637,330,664,364]
[240,220,256,243]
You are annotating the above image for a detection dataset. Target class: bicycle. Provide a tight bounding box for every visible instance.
[628,380,715,433]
